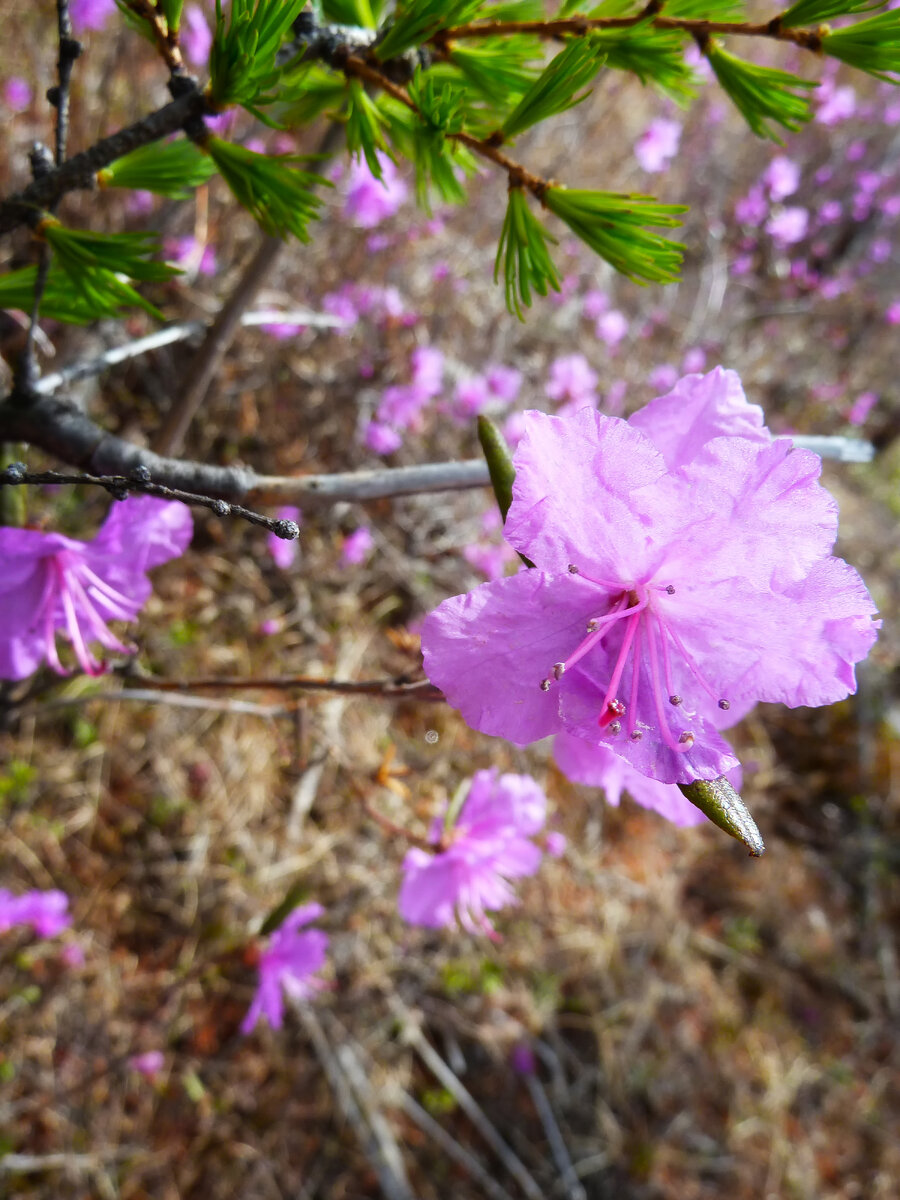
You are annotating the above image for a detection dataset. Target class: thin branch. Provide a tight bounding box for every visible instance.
[154,120,345,457]
[35,309,346,395]
[0,465,301,539]
[120,0,186,75]
[115,671,444,700]
[0,89,207,236]
[17,688,291,718]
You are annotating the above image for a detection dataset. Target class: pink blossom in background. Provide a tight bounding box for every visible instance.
[432,261,451,281]
[181,8,212,66]
[814,165,834,186]
[128,189,156,215]
[0,497,193,681]
[260,320,306,339]
[377,383,430,429]
[868,237,891,264]
[344,154,408,228]
[634,118,682,173]
[648,364,678,392]
[259,617,283,636]
[0,889,71,937]
[367,232,393,253]
[763,156,800,202]
[453,376,492,420]
[267,507,302,571]
[242,904,329,1033]
[605,379,628,416]
[817,83,856,126]
[817,200,842,225]
[398,769,548,937]
[410,345,444,397]
[730,253,754,277]
[486,365,522,404]
[503,411,527,447]
[71,0,117,31]
[244,137,267,155]
[735,186,768,226]
[165,235,216,276]
[341,527,374,566]
[322,286,359,329]
[205,109,238,135]
[595,309,629,350]
[766,207,809,247]
[885,300,900,324]
[3,78,32,111]
[847,392,878,426]
[544,831,567,857]
[682,347,707,374]
[463,542,517,581]
[546,354,598,407]
[511,1043,537,1075]
[845,140,866,163]
[422,369,879,787]
[60,942,86,967]
[548,272,579,307]
[582,289,609,321]
[855,170,883,195]
[129,1051,165,1079]
[364,420,403,455]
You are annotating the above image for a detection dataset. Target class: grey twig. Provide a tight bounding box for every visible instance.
[114,671,443,701]
[0,464,300,540]
[154,120,345,456]
[398,1093,520,1200]
[391,1001,544,1200]
[17,688,291,718]
[523,1072,587,1200]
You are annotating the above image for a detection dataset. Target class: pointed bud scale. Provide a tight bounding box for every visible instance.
[679,777,765,857]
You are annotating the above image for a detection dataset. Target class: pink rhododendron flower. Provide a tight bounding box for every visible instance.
[398,769,547,937]
[847,391,878,426]
[503,411,527,447]
[648,364,678,392]
[595,309,629,350]
[165,235,216,277]
[377,383,430,430]
[885,300,900,325]
[344,154,408,228]
[410,345,444,396]
[544,830,567,857]
[817,83,856,126]
[71,0,117,31]
[453,376,492,420]
[341,527,373,566]
[241,904,329,1033]
[0,497,193,681]
[682,347,707,374]
[364,420,403,455]
[763,156,800,202]
[4,78,32,111]
[464,540,517,581]
[182,5,212,66]
[267,506,301,570]
[546,354,598,407]
[486,365,522,404]
[634,118,682,174]
[322,286,359,329]
[129,1051,165,1079]
[582,289,609,321]
[735,186,768,226]
[422,369,879,787]
[766,207,809,247]
[0,889,71,937]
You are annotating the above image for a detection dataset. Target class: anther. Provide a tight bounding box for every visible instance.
[665,584,676,595]
[678,731,695,747]
[586,619,599,633]
[552,662,565,680]
[598,698,626,729]
[669,694,682,706]
[539,679,551,692]
[630,730,643,741]
[608,720,621,735]
[567,564,579,574]
[718,699,730,710]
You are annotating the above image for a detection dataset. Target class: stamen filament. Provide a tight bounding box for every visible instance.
[645,612,692,755]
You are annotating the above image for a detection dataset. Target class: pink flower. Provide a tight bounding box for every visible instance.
[241,903,329,1033]
[377,384,430,429]
[885,300,900,325]
[595,309,629,350]
[847,392,878,426]
[0,888,71,937]
[648,364,678,392]
[410,346,444,396]
[344,154,408,228]
[0,497,193,681]
[70,0,117,31]
[261,320,306,339]
[486,365,522,404]
[682,347,707,374]
[341,527,373,566]
[463,541,517,581]
[453,376,492,420]
[503,411,527,447]
[165,235,216,276]
[817,83,856,126]
[544,830,567,857]
[182,5,212,66]
[735,186,768,226]
[817,200,843,225]
[763,156,800,202]
[129,1051,165,1079]
[546,354,598,407]
[4,78,32,111]
[398,769,548,937]
[422,369,879,787]
[582,289,609,321]
[267,506,301,570]
[259,617,283,636]
[364,421,403,455]
[766,207,809,247]
[322,287,359,329]
[634,118,682,174]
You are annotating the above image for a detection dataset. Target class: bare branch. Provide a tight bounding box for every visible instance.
[115,671,443,701]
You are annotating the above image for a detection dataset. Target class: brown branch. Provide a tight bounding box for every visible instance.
[117,672,445,700]
[120,0,186,75]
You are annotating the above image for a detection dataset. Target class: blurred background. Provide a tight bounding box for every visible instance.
[0,2,898,1196]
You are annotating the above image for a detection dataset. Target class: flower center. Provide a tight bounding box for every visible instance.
[30,552,135,676]
[541,576,729,754]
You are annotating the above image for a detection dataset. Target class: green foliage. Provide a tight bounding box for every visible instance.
[114,0,160,44]
[0,761,37,808]
[320,0,378,26]
[345,78,391,176]
[588,24,697,104]
[39,222,179,320]
[276,63,348,126]
[822,11,900,82]
[705,42,816,141]
[374,0,481,61]
[160,0,184,32]
[481,0,545,17]
[404,71,479,208]
[208,0,306,114]
[97,139,217,199]
[665,0,745,17]
[0,266,122,324]
[447,38,541,107]
[494,187,561,319]
[543,187,685,284]
[501,37,606,139]
[780,0,885,27]
[205,137,326,239]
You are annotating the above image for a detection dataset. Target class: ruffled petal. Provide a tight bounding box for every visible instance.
[89,496,193,575]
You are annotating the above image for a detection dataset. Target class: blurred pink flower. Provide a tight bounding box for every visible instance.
[165,235,216,276]
[454,376,492,420]
[486,365,522,404]
[259,617,283,636]
[634,118,682,173]
[582,289,609,321]
[546,354,598,406]
[241,904,329,1033]
[182,5,212,64]
[60,942,86,967]
[766,207,809,247]
[463,541,517,582]
[260,320,306,339]
[817,83,856,126]
[605,378,628,416]
[0,497,193,680]
[398,769,548,937]
[817,200,843,225]
[503,411,527,447]
[71,0,117,31]
[885,300,900,324]
[763,156,800,202]
[341,527,373,566]
[735,185,768,226]
[648,364,678,392]
[267,506,302,571]
[595,309,629,350]
[410,346,444,396]
[4,77,32,111]
[322,286,359,329]
[544,830,567,857]
[129,1051,165,1079]
[364,420,403,455]
[0,889,71,938]
[847,391,878,426]
[377,383,430,429]
[681,347,707,374]
[344,154,408,228]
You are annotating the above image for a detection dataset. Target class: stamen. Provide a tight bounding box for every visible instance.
[77,563,139,621]
[669,695,682,706]
[539,679,551,692]
[630,730,643,741]
[558,594,646,677]
[678,731,695,748]
[65,570,132,653]
[718,699,730,710]
[58,573,103,675]
[595,602,644,720]
[645,612,694,755]
[598,697,626,729]
[655,608,724,709]
[552,662,565,680]
[626,618,642,738]
[665,584,676,594]
[567,564,579,574]
[608,720,621,735]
